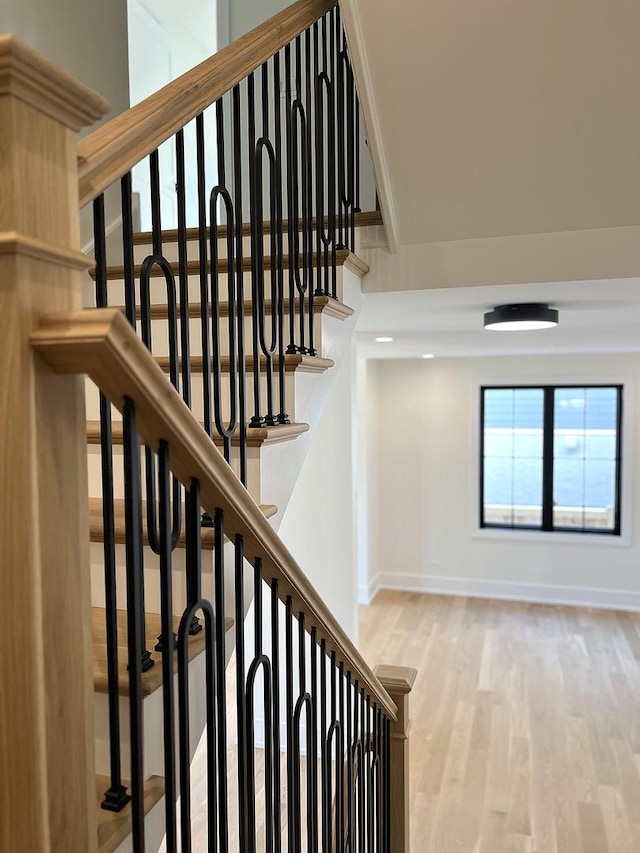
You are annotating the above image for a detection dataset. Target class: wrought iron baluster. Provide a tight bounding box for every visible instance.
[93,194,130,814]
[177,480,216,852]
[271,579,283,852]
[232,85,248,485]
[234,534,250,848]
[320,639,328,852]
[157,441,177,850]
[121,173,137,327]
[122,397,147,849]
[214,509,230,853]
[248,71,265,429]
[304,25,316,356]
[273,51,289,425]
[285,596,295,853]
[175,128,192,410]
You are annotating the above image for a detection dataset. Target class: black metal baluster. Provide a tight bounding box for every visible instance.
[320,639,328,852]
[313,20,325,299]
[94,194,130,813]
[245,560,275,852]
[346,673,354,849]
[337,661,345,850]
[122,397,146,849]
[271,580,282,853]
[284,43,298,357]
[309,629,319,853]
[285,597,295,853]
[365,695,372,852]
[327,9,338,299]
[210,185,237,468]
[184,477,203,639]
[175,128,192,409]
[235,534,250,849]
[141,149,182,559]
[211,97,239,471]
[214,509,229,853]
[273,51,289,425]
[248,71,265,430]
[233,85,249,485]
[157,441,177,850]
[294,35,308,356]
[304,25,316,356]
[383,716,391,853]
[297,615,315,847]
[355,95,361,217]
[374,706,382,853]
[319,11,337,300]
[253,60,279,427]
[335,5,345,251]
[358,687,365,853]
[196,112,213,442]
[346,59,356,252]
[177,480,217,852]
[121,173,137,327]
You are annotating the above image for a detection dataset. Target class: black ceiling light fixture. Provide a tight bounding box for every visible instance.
[483,302,559,331]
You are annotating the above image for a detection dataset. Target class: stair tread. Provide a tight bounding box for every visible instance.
[96,773,164,853]
[155,353,334,374]
[131,210,383,245]
[89,497,277,549]
[92,607,233,697]
[87,420,310,447]
[97,249,369,280]
[113,295,354,322]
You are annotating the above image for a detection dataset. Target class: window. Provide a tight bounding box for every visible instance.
[480,385,622,534]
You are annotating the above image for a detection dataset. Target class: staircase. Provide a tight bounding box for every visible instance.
[0,4,416,851]
[85,217,370,850]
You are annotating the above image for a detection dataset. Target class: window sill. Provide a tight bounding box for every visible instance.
[473,527,631,547]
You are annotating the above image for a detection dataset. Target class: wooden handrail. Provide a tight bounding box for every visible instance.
[77,0,336,208]
[30,307,397,721]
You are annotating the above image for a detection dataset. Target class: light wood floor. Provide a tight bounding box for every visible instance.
[359,590,640,853]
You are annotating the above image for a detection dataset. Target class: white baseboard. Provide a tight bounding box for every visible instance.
[374,572,640,612]
[358,573,381,605]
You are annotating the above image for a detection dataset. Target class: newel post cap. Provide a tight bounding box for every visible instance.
[0,33,110,130]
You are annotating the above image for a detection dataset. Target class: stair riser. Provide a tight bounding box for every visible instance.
[131,312,327,360]
[93,656,207,781]
[85,372,299,428]
[87,267,346,308]
[132,232,344,264]
[87,442,262,505]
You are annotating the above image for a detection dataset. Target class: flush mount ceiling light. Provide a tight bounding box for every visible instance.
[422,353,435,359]
[483,303,559,331]
[375,336,394,343]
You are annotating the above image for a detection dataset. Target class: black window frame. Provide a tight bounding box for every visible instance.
[479,384,623,536]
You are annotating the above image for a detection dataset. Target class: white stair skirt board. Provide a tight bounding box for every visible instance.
[365,573,640,612]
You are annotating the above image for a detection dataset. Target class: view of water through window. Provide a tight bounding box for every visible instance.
[482,386,621,532]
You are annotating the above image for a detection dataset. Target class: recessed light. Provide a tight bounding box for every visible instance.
[422,353,435,359]
[375,336,393,343]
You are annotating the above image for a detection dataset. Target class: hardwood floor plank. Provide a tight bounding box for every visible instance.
[357,591,640,853]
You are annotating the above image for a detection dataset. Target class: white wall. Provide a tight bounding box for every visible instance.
[278,350,359,640]
[363,353,640,610]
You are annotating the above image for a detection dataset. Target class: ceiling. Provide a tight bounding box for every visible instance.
[353,0,640,246]
[355,278,640,359]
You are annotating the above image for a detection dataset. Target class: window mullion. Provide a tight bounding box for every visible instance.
[541,387,555,531]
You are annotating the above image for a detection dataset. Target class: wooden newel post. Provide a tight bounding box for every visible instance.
[0,35,108,851]
[375,665,418,853]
